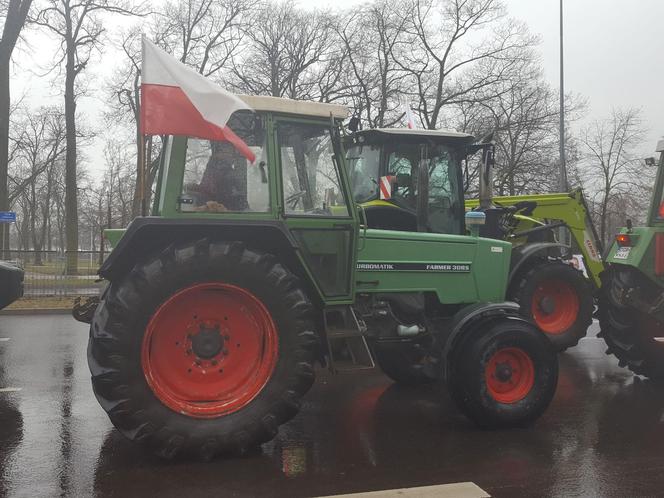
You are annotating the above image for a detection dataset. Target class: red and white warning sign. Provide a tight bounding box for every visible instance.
[380,175,395,200]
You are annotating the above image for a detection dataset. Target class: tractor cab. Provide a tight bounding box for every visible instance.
[106,95,360,304]
[345,128,480,235]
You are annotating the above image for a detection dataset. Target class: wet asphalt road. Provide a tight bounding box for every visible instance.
[1,315,664,497]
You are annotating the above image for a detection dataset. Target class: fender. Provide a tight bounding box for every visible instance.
[441,301,523,379]
[99,217,300,282]
[509,242,570,284]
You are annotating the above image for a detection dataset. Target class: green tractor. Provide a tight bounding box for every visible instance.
[599,138,664,380]
[346,128,594,352]
[75,96,558,459]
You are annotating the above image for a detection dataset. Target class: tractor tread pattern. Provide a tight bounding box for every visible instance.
[598,268,664,381]
[88,238,318,460]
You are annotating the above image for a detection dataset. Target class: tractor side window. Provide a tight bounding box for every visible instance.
[180,112,269,213]
[428,149,462,234]
[347,144,380,203]
[387,150,417,209]
[278,122,349,217]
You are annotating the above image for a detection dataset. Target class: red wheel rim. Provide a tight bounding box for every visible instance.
[141,283,279,418]
[531,279,580,334]
[485,347,535,404]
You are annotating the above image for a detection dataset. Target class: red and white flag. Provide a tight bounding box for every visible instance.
[404,102,416,129]
[379,175,395,200]
[140,37,255,162]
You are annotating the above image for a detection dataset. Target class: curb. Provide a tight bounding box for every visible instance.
[0,308,72,315]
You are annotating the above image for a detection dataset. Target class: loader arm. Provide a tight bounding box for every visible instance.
[466,189,604,289]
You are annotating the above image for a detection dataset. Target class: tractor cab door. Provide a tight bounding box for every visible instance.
[416,145,465,235]
[275,118,359,303]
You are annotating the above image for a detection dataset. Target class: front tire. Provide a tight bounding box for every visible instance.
[447,317,558,428]
[510,261,593,352]
[88,239,318,459]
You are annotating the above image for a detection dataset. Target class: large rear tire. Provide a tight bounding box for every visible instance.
[510,261,593,352]
[88,239,318,459]
[598,268,664,380]
[447,317,558,428]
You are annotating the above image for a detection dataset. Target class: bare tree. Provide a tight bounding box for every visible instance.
[33,0,144,273]
[335,1,409,127]
[581,108,648,245]
[9,106,66,261]
[231,1,337,100]
[394,0,536,130]
[0,0,33,254]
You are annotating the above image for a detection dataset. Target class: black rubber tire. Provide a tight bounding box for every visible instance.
[598,268,664,381]
[509,260,593,352]
[371,340,436,385]
[88,239,318,460]
[447,316,558,428]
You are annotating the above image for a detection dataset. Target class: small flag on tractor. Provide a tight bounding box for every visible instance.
[404,102,416,129]
[140,37,255,163]
[379,176,395,200]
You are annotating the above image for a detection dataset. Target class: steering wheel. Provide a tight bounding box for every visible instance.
[285,190,307,209]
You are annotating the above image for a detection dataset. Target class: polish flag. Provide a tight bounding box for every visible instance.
[140,37,256,162]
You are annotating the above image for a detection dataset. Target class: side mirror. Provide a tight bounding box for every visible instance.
[348,117,361,133]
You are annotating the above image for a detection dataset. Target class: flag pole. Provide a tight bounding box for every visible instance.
[145,134,153,214]
[139,132,147,216]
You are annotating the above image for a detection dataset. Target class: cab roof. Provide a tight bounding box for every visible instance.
[238,95,348,120]
[348,127,476,145]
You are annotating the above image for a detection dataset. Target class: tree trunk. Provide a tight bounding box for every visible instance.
[64,44,79,274]
[0,53,10,258]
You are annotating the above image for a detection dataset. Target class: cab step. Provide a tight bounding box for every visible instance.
[324,306,375,372]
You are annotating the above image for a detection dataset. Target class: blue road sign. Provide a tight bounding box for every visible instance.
[0,212,16,223]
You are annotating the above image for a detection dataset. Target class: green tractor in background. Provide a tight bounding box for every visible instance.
[345,128,594,353]
[599,138,664,380]
[75,96,559,459]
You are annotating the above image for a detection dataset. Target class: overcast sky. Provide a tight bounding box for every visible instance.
[12,0,664,177]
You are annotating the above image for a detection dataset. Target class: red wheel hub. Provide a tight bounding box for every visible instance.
[141,283,279,418]
[485,347,535,404]
[531,279,580,334]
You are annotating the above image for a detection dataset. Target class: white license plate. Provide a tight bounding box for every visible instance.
[614,247,631,260]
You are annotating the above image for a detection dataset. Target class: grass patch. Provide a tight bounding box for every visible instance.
[23,261,99,276]
[24,278,103,288]
[6,296,77,310]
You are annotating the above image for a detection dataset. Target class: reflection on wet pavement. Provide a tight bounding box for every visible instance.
[1,316,664,497]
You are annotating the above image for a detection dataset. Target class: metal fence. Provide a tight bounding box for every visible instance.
[5,250,106,297]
